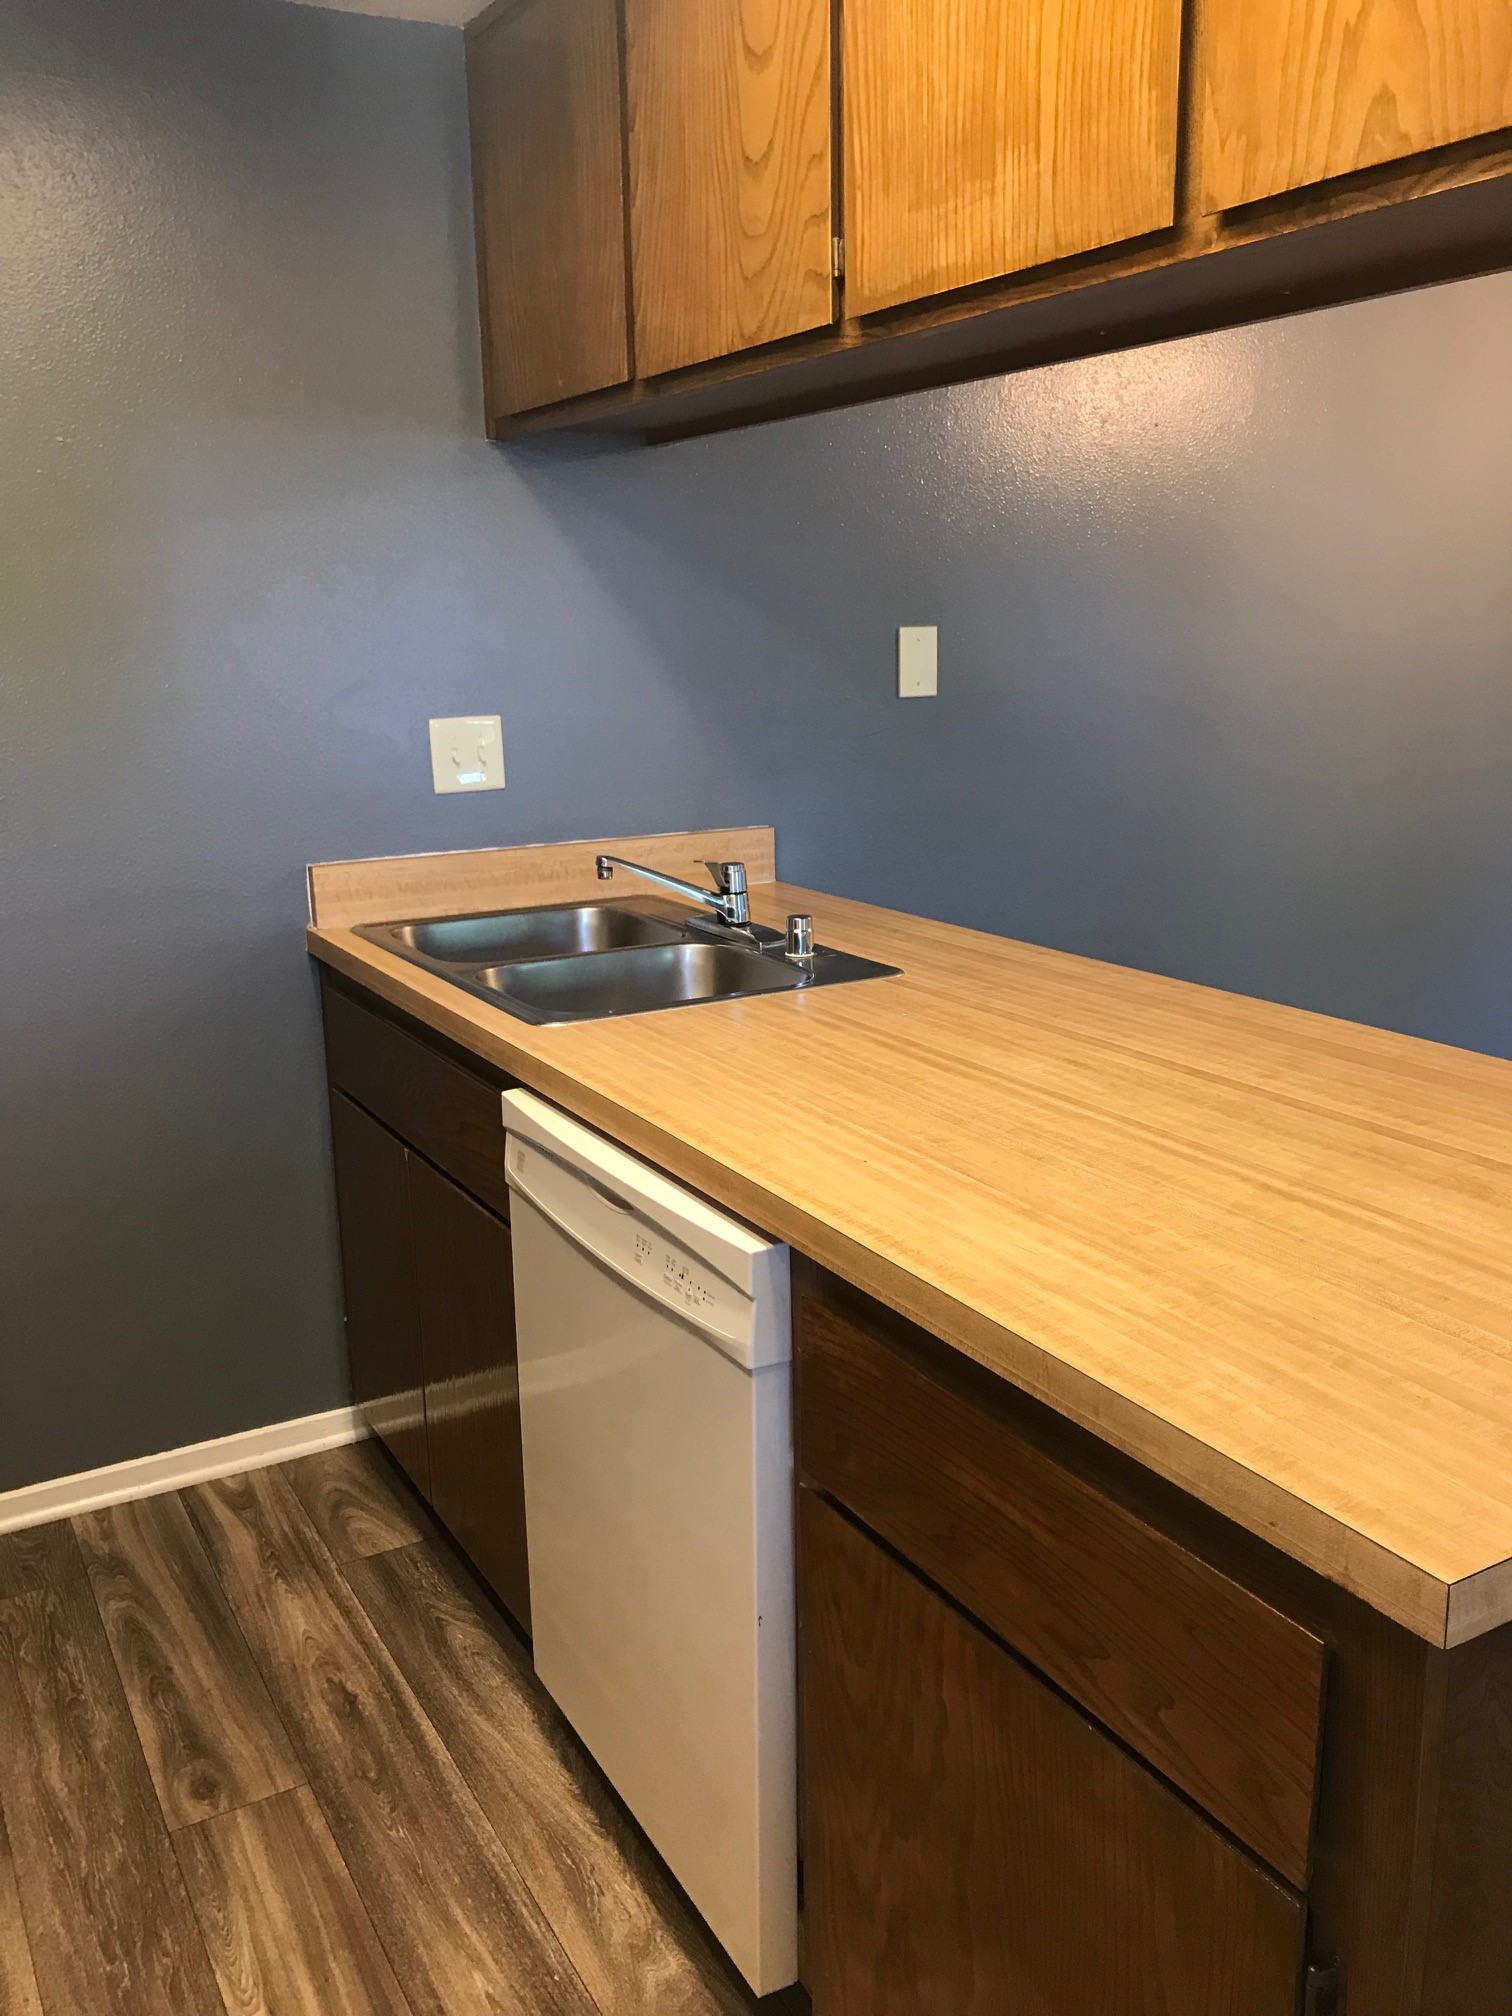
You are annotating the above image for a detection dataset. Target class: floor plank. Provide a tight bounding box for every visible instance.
[283,1442,433,1564]
[0,1806,44,2016]
[174,1785,412,2016]
[75,1493,305,1830]
[0,1529,225,2016]
[184,1467,596,2016]
[0,1522,77,1606]
[345,1539,750,2016]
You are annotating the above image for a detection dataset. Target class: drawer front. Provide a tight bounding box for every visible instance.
[797,1293,1326,1886]
[321,979,511,1218]
[800,1488,1306,2016]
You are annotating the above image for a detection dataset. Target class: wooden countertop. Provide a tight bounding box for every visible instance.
[308,861,1512,1647]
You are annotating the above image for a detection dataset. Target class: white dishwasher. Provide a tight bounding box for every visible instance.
[502,1090,796,1998]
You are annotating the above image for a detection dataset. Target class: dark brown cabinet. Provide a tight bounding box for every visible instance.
[409,1155,531,1633]
[796,1288,1326,1886]
[798,1486,1306,2016]
[328,1091,429,1500]
[323,977,529,1633]
[793,1268,1512,2014]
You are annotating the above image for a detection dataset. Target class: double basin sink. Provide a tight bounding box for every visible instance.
[356,900,899,1025]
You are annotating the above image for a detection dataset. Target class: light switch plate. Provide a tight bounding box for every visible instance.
[898,626,938,698]
[429,715,505,794]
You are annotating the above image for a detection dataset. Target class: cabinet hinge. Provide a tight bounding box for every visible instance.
[831,234,844,281]
[1303,1959,1342,2016]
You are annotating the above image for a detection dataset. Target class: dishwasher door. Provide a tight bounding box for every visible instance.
[502,1091,796,1997]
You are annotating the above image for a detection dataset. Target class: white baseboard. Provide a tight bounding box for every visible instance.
[0,1405,368,1536]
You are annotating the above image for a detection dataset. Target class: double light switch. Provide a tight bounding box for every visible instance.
[430,715,505,794]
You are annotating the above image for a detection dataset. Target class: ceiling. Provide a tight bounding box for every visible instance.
[281,0,479,25]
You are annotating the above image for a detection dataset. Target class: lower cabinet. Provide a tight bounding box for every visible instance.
[797,1485,1306,2016]
[408,1153,531,1633]
[328,1091,430,1499]
[325,1034,529,1636]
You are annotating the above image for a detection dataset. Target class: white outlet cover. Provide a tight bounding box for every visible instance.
[898,626,938,699]
[430,715,505,794]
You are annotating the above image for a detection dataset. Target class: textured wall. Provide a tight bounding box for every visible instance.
[5,0,1512,1491]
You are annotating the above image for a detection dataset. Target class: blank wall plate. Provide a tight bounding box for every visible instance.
[429,715,505,794]
[898,626,938,698]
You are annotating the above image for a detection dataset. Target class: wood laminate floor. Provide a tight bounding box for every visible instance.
[0,1442,801,2016]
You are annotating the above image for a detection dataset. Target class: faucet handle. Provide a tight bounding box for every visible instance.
[705,860,748,895]
[785,913,815,961]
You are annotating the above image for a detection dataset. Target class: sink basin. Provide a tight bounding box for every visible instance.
[478,940,805,1023]
[361,903,684,968]
[356,897,901,1023]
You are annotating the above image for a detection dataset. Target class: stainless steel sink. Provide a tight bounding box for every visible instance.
[478,939,805,1023]
[361,903,683,968]
[355,896,900,1024]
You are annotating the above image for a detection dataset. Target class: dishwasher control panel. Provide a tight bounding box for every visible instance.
[635,1230,718,1316]
[508,1130,761,1365]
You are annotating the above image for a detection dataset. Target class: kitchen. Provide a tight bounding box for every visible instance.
[5,0,1512,2012]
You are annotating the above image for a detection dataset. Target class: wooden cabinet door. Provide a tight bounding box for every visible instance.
[328,1094,429,1499]
[625,0,834,376]
[466,0,630,419]
[408,1155,531,1634]
[843,0,1184,317]
[798,1488,1305,2016]
[1203,0,1512,213]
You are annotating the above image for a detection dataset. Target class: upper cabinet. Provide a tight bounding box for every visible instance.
[843,0,1185,316]
[466,0,630,419]
[1203,0,1512,213]
[464,0,1512,442]
[624,0,834,376]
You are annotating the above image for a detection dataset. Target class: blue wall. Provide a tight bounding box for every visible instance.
[5,0,1511,1489]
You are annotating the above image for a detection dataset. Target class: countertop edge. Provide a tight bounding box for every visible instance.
[306,919,1502,1649]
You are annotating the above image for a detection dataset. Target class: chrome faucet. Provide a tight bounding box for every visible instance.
[595,854,751,930]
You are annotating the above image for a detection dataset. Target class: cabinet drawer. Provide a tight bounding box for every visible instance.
[797,1293,1326,1885]
[800,1488,1305,2015]
[321,978,511,1218]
